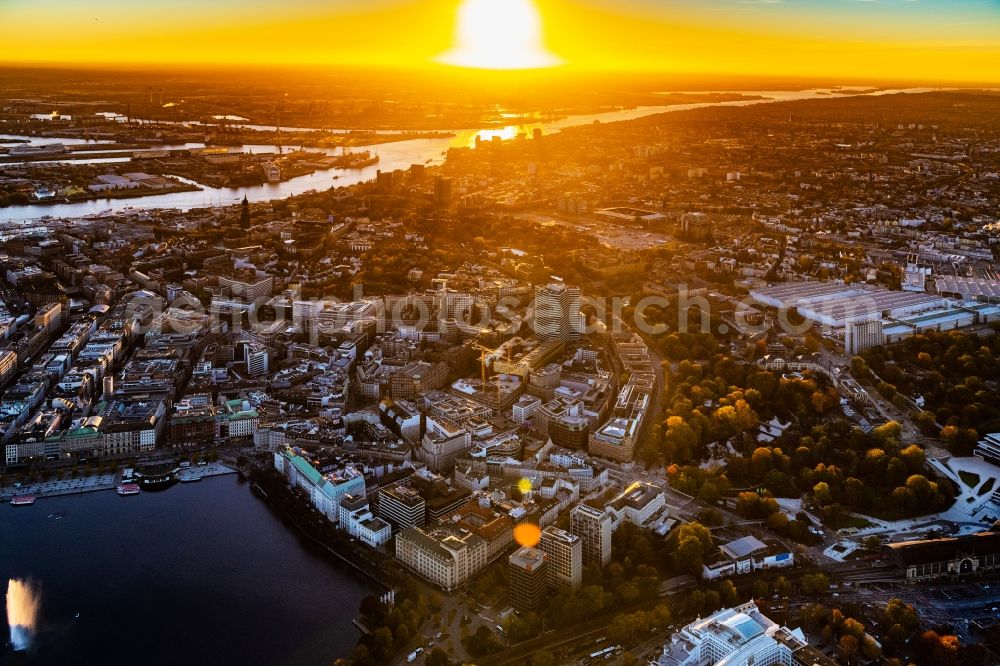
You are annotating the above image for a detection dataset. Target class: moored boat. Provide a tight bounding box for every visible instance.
[117,483,141,496]
[133,463,178,490]
[10,495,37,506]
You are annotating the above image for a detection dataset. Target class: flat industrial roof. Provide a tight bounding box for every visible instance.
[936,275,1000,299]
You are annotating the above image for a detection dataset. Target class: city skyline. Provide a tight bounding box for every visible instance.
[3,2,1000,665]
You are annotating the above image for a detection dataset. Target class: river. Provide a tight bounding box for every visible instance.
[0,87,951,222]
[0,475,377,665]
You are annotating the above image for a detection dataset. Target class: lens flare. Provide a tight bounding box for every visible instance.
[437,0,562,70]
[513,522,542,548]
[517,477,533,494]
[6,578,40,652]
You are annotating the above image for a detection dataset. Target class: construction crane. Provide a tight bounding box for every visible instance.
[469,340,514,409]
[470,342,497,390]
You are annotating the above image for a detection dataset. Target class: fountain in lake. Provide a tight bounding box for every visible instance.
[6,578,40,651]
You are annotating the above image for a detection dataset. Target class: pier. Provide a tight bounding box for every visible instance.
[0,461,236,502]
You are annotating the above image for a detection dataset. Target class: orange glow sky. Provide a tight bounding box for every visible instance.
[1,0,998,83]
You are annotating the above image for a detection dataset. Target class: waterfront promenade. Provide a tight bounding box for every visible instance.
[0,461,236,501]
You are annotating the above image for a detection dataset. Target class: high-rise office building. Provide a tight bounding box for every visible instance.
[508,546,548,613]
[539,525,582,592]
[434,175,453,205]
[376,169,395,194]
[570,504,614,568]
[377,483,426,531]
[533,283,583,342]
[845,317,885,356]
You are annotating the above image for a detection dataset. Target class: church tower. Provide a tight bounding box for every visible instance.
[240,195,250,230]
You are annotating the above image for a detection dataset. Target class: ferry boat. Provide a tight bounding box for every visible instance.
[8,142,68,157]
[116,483,141,496]
[133,464,178,490]
[10,495,37,506]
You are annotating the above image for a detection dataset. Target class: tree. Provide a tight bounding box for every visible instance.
[766,511,790,533]
[801,573,830,595]
[698,507,724,526]
[874,421,902,446]
[916,631,962,666]
[350,644,373,666]
[698,481,721,504]
[915,410,938,434]
[617,581,642,606]
[861,635,881,660]
[812,481,834,507]
[425,647,453,666]
[528,651,557,666]
[850,356,870,380]
[663,416,699,462]
[841,617,866,639]
[839,634,861,664]
[394,623,410,647]
[899,444,926,471]
[801,603,831,629]
[371,627,393,653]
[752,447,774,476]
[462,625,502,656]
[885,598,919,633]
[717,580,739,606]
[675,535,708,575]
[506,611,543,641]
[675,522,714,551]
[610,610,653,643]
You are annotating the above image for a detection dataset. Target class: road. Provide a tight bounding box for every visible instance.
[823,577,1000,643]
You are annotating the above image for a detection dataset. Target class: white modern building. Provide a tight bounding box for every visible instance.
[338,494,392,548]
[512,394,542,424]
[657,602,835,666]
[273,446,366,522]
[244,344,270,376]
[975,433,1000,467]
[702,536,795,581]
[606,481,666,528]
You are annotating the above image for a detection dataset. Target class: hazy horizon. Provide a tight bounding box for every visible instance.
[2,0,999,83]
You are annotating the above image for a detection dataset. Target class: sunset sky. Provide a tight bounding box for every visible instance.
[1,0,999,83]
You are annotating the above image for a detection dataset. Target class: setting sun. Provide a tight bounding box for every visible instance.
[438,0,561,70]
